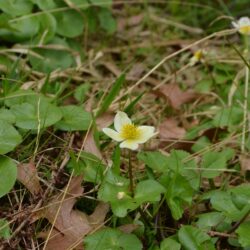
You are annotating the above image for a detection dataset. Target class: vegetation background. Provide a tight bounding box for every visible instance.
[0,0,250,249]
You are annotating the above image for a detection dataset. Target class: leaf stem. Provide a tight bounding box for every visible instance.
[128,150,134,196]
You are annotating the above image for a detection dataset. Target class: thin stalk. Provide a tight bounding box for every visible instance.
[128,150,134,196]
[242,37,249,152]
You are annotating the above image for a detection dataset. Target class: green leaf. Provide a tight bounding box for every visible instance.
[134,179,166,204]
[89,0,112,7]
[0,219,11,239]
[201,151,227,178]
[97,8,116,34]
[69,0,89,9]
[178,225,212,250]
[0,108,15,123]
[29,37,74,73]
[210,191,245,221]
[11,99,62,130]
[0,0,33,16]
[74,83,90,103]
[0,120,22,154]
[196,212,225,230]
[236,221,250,247]
[84,228,142,250]
[137,151,168,172]
[97,74,125,116]
[54,9,84,38]
[68,151,105,183]
[55,105,92,131]
[0,156,17,198]
[36,13,57,43]
[213,107,243,128]
[161,173,194,220]
[160,238,181,250]
[0,15,40,42]
[31,0,56,10]
[191,136,211,153]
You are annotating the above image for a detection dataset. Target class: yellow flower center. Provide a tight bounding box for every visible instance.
[239,25,250,35]
[120,124,141,140]
[194,50,203,60]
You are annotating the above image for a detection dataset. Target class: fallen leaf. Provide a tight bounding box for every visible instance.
[157,83,197,109]
[17,162,41,195]
[240,155,250,173]
[118,224,139,234]
[159,118,186,140]
[36,176,109,250]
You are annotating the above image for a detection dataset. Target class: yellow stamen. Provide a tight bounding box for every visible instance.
[194,50,203,60]
[120,124,141,140]
[239,25,250,35]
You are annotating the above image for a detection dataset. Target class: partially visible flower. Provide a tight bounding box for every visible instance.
[232,17,250,35]
[189,49,206,66]
[117,191,126,200]
[102,111,156,150]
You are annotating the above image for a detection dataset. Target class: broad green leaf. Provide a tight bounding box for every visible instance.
[31,0,56,10]
[236,221,250,248]
[11,99,62,130]
[84,228,142,250]
[97,74,125,116]
[201,151,227,178]
[0,219,11,239]
[210,191,246,221]
[137,151,168,172]
[36,13,57,43]
[69,0,89,9]
[134,179,166,204]
[161,173,194,220]
[213,107,243,128]
[3,89,41,107]
[230,184,250,209]
[55,105,92,131]
[74,83,90,103]
[178,225,212,250]
[0,0,33,16]
[97,8,116,34]
[29,37,74,73]
[196,212,225,230]
[0,15,40,42]
[191,136,211,153]
[0,108,15,123]
[160,238,181,250]
[68,151,105,183]
[0,156,17,198]
[54,9,84,38]
[0,120,22,154]
[89,0,112,7]
[164,150,200,190]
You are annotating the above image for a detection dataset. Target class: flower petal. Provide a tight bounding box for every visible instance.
[103,128,123,142]
[238,17,250,26]
[232,21,238,29]
[136,126,157,143]
[120,140,139,150]
[114,111,132,132]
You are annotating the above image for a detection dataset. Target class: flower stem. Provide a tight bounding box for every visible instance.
[128,150,134,196]
[242,36,249,152]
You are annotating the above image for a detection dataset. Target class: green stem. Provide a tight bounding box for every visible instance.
[128,150,134,196]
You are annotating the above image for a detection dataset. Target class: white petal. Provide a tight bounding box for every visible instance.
[120,140,139,150]
[114,111,132,132]
[136,126,157,143]
[102,128,123,142]
[238,17,250,26]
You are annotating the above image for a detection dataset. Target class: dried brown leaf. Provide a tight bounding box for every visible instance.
[37,176,109,250]
[159,118,186,140]
[17,162,41,195]
[157,83,197,109]
[240,155,250,173]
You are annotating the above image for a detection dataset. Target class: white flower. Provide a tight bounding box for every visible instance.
[102,111,157,150]
[232,17,250,35]
[189,50,206,66]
